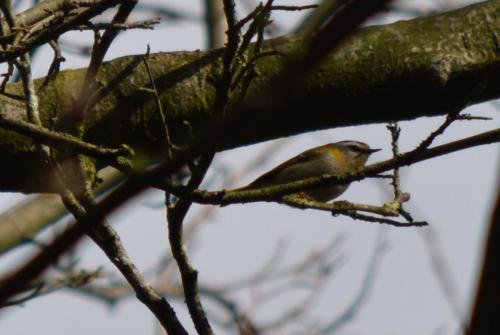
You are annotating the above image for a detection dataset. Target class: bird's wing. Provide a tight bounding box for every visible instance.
[241,147,325,189]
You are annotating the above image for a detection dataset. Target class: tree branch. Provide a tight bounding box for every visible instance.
[158,128,500,206]
[0,1,498,192]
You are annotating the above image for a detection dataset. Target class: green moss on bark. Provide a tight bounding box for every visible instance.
[0,0,498,192]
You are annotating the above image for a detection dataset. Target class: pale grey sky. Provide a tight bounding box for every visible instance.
[0,1,498,334]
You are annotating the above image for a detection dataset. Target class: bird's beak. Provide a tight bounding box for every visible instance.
[367,148,381,154]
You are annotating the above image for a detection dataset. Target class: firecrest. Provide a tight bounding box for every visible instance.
[237,141,380,202]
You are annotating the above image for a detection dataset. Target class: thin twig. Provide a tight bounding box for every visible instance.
[167,153,215,335]
[235,3,264,30]
[0,62,14,92]
[57,169,188,335]
[456,114,492,121]
[220,0,240,100]
[281,196,426,227]
[1,268,101,307]
[232,1,278,94]
[270,5,318,11]
[0,114,133,170]
[156,128,500,206]
[295,0,343,33]
[239,0,273,57]
[0,1,491,307]
[15,54,42,125]
[414,109,462,153]
[40,39,65,89]
[7,0,54,168]
[1,282,44,307]
[345,211,427,227]
[75,18,160,31]
[77,0,138,123]
[0,0,124,63]
[387,122,413,221]
[142,45,175,158]
[283,196,401,216]
[230,50,284,90]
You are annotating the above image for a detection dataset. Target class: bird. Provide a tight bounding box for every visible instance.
[235,141,380,202]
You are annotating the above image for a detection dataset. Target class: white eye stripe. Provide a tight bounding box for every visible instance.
[335,141,369,151]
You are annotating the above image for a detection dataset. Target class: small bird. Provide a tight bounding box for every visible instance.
[236,141,380,202]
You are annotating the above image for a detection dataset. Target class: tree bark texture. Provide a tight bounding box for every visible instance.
[0,0,498,192]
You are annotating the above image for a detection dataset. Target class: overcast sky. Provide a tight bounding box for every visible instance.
[0,1,499,334]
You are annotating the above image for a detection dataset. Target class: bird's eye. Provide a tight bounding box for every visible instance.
[347,145,362,152]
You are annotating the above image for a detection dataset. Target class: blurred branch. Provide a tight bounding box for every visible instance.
[0,0,124,62]
[85,1,137,83]
[74,18,160,31]
[421,223,465,328]
[74,0,138,126]
[291,0,392,77]
[270,5,317,11]
[43,234,346,333]
[40,40,65,89]
[316,229,388,334]
[220,0,239,103]
[60,188,189,334]
[135,3,198,22]
[51,63,188,333]
[142,46,175,158]
[2,267,101,307]
[204,0,226,49]
[295,0,343,33]
[468,186,500,334]
[0,167,123,256]
[0,2,496,194]
[0,0,498,311]
[217,234,345,292]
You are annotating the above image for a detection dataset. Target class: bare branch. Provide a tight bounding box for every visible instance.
[0,0,124,63]
[281,196,427,227]
[0,1,497,311]
[142,46,175,158]
[0,167,123,256]
[0,114,133,169]
[167,153,215,335]
[74,18,160,31]
[59,189,188,334]
[40,39,66,89]
[158,128,500,207]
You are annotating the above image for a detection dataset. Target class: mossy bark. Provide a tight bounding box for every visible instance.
[0,0,499,192]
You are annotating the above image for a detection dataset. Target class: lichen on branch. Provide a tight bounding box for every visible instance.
[0,0,499,193]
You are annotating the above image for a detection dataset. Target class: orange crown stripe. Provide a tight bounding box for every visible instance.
[327,146,347,166]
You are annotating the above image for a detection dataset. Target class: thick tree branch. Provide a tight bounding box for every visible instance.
[0,1,498,193]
